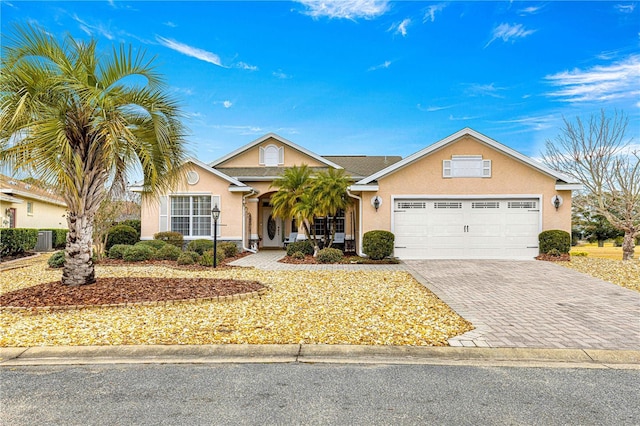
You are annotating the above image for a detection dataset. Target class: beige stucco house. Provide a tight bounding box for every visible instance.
[0,174,67,230]
[136,128,580,260]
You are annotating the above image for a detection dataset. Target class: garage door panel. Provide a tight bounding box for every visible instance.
[393,198,539,260]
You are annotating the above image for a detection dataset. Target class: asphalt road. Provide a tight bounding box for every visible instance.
[2,363,638,425]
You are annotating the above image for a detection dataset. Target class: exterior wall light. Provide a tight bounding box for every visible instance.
[372,196,382,211]
[552,195,563,211]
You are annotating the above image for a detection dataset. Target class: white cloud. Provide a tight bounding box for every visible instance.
[273,70,291,79]
[156,36,226,67]
[485,23,536,48]
[297,0,389,20]
[164,21,177,28]
[72,14,115,40]
[388,18,411,37]
[223,100,233,109]
[423,3,447,23]
[464,82,506,98]
[518,5,544,15]
[236,61,259,71]
[615,3,636,13]
[545,55,640,103]
[368,60,391,71]
[417,104,454,112]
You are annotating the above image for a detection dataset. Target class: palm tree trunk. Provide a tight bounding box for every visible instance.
[62,211,96,286]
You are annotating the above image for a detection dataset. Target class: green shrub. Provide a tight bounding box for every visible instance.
[547,248,561,257]
[187,239,214,255]
[362,230,394,260]
[108,244,132,259]
[292,251,305,260]
[286,240,314,256]
[106,224,138,250]
[47,250,65,268]
[154,231,183,248]
[120,219,141,237]
[538,230,571,255]
[571,251,588,257]
[218,241,239,258]
[613,236,624,247]
[177,252,199,265]
[0,228,39,257]
[40,228,68,249]
[122,244,156,262]
[198,249,225,266]
[156,244,182,261]
[135,239,166,250]
[317,247,344,264]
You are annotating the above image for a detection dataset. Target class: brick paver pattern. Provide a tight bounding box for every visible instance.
[231,252,640,350]
[405,260,640,350]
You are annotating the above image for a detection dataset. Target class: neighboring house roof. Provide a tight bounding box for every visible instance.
[323,155,402,179]
[209,133,344,169]
[355,128,581,185]
[0,174,66,207]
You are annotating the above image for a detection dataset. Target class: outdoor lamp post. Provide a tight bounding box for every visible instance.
[211,204,220,268]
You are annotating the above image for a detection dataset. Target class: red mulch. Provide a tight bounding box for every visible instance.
[0,277,265,308]
[535,253,571,262]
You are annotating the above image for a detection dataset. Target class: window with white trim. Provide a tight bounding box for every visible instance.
[259,144,284,166]
[27,202,34,215]
[443,155,491,178]
[170,195,218,237]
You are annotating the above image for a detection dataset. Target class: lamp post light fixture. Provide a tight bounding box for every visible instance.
[211,204,221,268]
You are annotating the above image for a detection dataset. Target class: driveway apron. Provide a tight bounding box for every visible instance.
[405,260,640,350]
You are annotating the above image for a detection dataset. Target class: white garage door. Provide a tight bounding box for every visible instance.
[393,198,540,260]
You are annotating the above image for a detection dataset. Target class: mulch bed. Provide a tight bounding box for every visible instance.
[0,277,265,308]
[279,255,400,265]
[535,253,571,262]
[95,251,252,269]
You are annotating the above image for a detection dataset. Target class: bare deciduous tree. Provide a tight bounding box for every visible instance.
[543,110,639,260]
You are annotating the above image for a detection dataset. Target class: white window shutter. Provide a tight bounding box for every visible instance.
[483,160,492,177]
[259,147,265,165]
[159,196,168,232]
[211,195,221,236]
[443,160,452,178]
[278,146,284,164]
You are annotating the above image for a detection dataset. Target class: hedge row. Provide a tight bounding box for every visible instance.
[0,228,39,258]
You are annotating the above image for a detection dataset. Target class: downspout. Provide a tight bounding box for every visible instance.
[346,188,365,257]
[242,189,258,253]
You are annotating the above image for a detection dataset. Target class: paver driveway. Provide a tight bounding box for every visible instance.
[405,260,640,350]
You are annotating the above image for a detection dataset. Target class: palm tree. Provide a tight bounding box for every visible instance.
[0,24,187,286]
[312,168,351,247]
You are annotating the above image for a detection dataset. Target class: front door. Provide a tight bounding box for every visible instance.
[262,208,283,248]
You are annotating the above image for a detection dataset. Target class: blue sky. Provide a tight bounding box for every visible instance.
[2,1,639,162]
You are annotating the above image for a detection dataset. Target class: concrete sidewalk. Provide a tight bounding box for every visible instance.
[1,344,639,369]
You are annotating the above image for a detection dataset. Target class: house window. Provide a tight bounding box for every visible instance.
[259,144,284,166]
[170,195,215,237]
[443,156,491,178]
[27,202,34,215]
[313,210,345,238]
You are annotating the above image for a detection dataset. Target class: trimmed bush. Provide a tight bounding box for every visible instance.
[120,219,141,237]
[292,251,305,260]
[286,240,314,256]
[156,244,182,261]
[106,224,138,250]
[108,244,132,259]
[362,230,394,260]
[538,230,571,255]
[187,239,214,255]
[0,228,39,257]
[198,249,225,267]
[136,239,166,250]
[177,252,196,265]
[571,251,588,257]
[47,250,65,268]
[613,236,624,247]
[122,244,156,262]
[154,231,183,248]
[317,247,343,264]
[218,241,239,258]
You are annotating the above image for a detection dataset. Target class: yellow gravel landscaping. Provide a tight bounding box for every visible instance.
[0,259,473,347]
[559,257,640,292]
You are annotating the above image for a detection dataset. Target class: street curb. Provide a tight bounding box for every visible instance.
[1,345,638,369]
